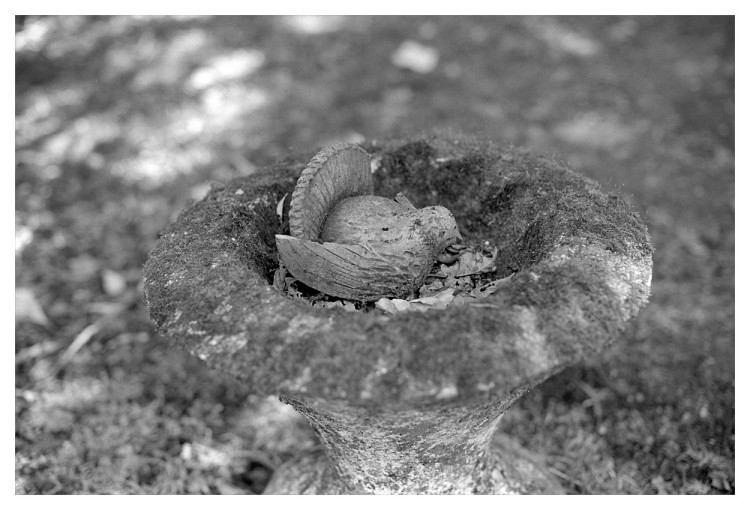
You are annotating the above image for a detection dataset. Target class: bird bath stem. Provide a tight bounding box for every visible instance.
[265,386,556,494]
[143,137,652,494]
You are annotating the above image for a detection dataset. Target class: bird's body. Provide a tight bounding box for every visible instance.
[322,195,459,248]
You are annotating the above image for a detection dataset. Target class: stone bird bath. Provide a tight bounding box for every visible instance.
[143,137,652,494]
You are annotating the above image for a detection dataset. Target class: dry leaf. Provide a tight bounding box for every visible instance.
[444,275,474,292]
[433,247,498,278]
[409,288,455,310]
[313,300,343,310]
[276,193,287,221]
[285,279,304,299]
[417,278,446,298]
[452,276,513,306]
[471,276,511,297]
[313,299,358,312]
[374,298,403,314]
[377,300,410,313]
[376,288,454,314]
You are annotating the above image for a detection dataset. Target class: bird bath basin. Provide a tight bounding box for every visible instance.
[143,137,652,494]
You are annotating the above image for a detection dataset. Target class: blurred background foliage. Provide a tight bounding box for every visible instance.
[15,15,733,494]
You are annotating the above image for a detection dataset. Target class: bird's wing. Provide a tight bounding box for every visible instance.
[275,235,429,301]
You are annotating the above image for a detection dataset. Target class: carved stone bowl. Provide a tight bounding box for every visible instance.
[143,137,653,494]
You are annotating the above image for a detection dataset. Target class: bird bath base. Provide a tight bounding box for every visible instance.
[143,136,652,495]
[263,391,563,494]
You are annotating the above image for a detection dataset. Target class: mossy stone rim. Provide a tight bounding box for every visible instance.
[143,137,653,407]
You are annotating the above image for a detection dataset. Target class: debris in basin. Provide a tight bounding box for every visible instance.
[431,246,499,278]
[273,238,511,314]
[451,276,513,306]
[375,288,454,314]
[314,300,358,312]
[375,255,514,314]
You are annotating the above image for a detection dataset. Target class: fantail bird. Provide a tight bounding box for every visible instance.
[275,143,461,302]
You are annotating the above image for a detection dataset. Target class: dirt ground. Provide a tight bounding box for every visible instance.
[15,15,734,494]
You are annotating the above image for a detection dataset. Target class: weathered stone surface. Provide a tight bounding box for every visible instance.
[263,384,565,494]
[143,136,653,494]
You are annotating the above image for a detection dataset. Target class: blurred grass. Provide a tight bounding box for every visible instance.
[15,15,733,494]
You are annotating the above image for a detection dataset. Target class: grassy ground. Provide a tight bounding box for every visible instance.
[15,15,734,494]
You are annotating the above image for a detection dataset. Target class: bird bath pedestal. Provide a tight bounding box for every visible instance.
[143,138,652,494]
